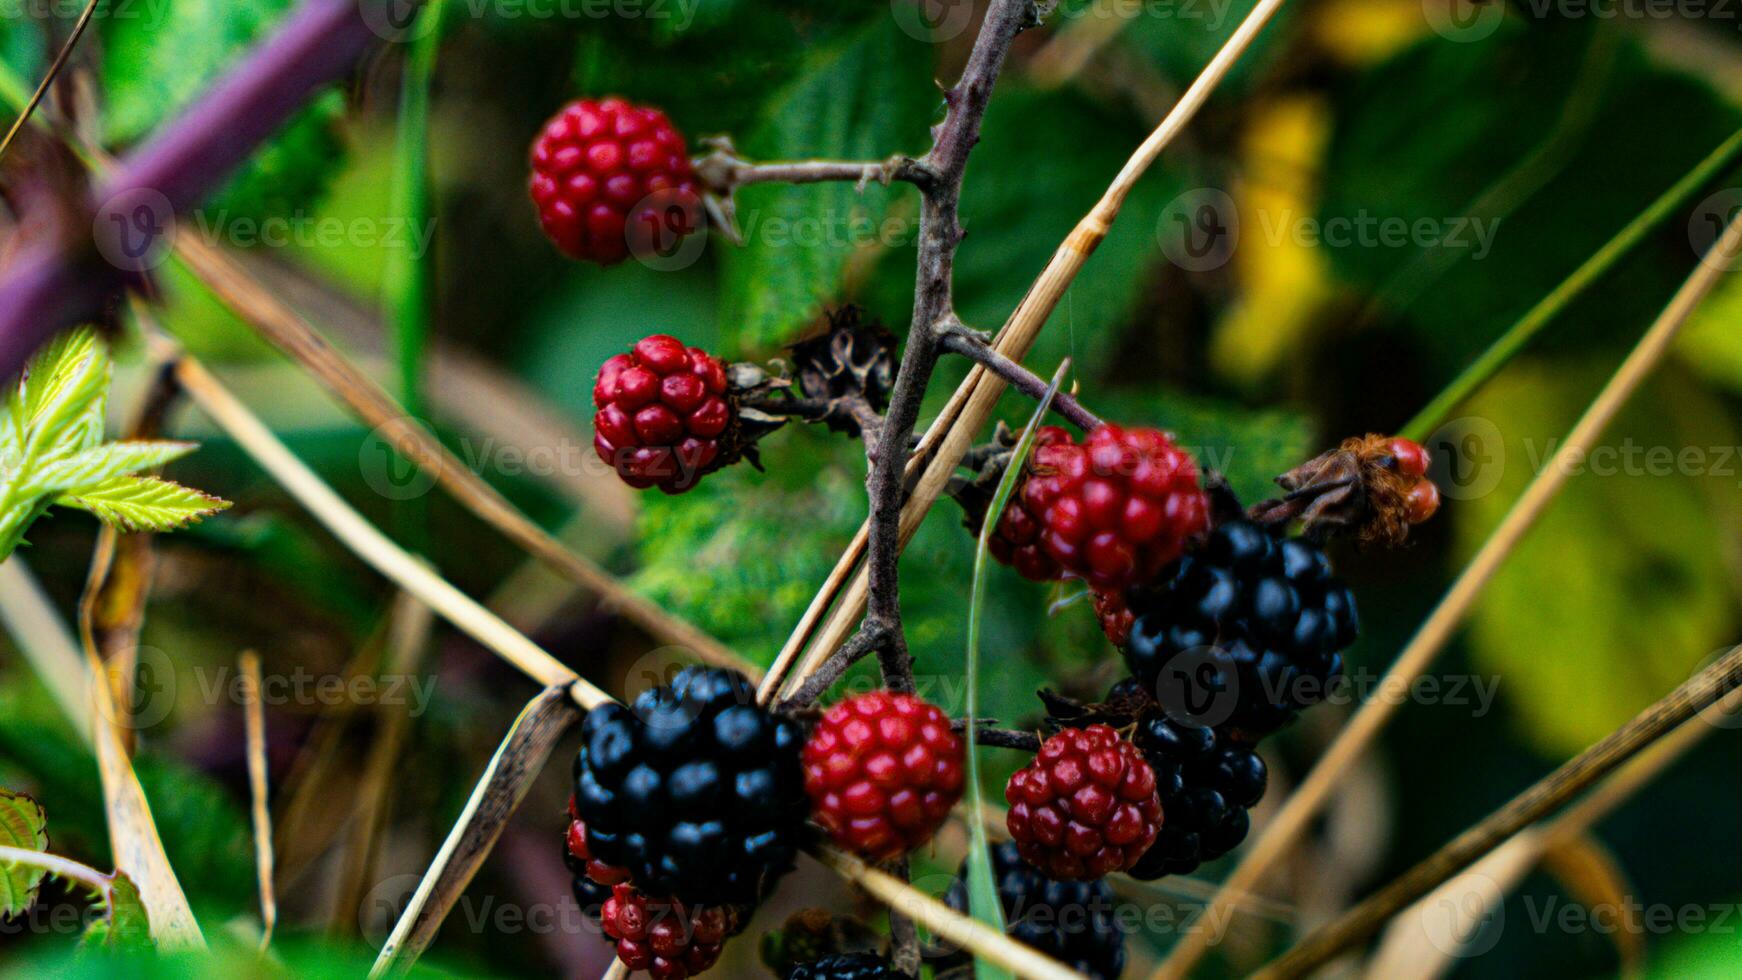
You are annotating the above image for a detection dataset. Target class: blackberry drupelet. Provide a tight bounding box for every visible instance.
[787,952,905,979]
[1123,520,1357,738]
[1117,681,1267,879]
[943,841,1127,980]
[572,667,806,907]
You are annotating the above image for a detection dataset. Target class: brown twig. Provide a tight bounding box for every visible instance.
[1253,642,1742,979]
[860,0,1039,698]
[172,235,753,677]
[763,0,1289,707]
[1154,207,1742,980]
[238,650,278,951]
[937,324,1102,431]
[0,0,101,163]
[370,685,584,978]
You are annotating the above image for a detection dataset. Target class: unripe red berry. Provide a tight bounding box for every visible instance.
[1406,479,1440,524]
[990,424,1209,592]
[529,97,701,265]
[1390,437,1431,479]
[593,335,734,493]
[599,883,734,979]
[1005,724,1163,880]
[803,691,966,860]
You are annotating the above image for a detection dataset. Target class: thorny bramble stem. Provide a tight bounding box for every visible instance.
[937,321,1103,431]
[861,0,1041,698]
[0,0,404,381]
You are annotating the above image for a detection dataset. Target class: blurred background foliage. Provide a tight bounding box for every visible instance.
[3,0,1742,975]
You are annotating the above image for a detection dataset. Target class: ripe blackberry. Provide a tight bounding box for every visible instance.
[572,667,806,907]
[1004,724,1162,880]
[529,97,700,265]
[593,334,735,494]
[566,812,631,886]
[943,841,1127,980]
[802,691,965,861]
[787,952,904,980]
[1110,682,1267,879]
[989,424,1208,592]
[602,882,736,979]
[1123,520,1356,738]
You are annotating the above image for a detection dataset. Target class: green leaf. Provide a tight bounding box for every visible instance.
[0,788,49,919]
[80,871,152,952]
[952,85,1184,375]
[1320,23,1742,369]
[716,16,935,352]
[101,0,345,219]
[25,441,198,499]
[14,328,109,459]
[56,476,231,533]
[1455,363,1741,756]
[629,433,866,661]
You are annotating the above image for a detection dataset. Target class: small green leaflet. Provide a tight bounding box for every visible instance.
[0,788,48,919]
[79,871,152,952]
[0,328,229,560]
[962,359,1073,980]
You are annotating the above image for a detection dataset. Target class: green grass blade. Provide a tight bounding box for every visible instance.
[1401,123,1742,440]
[963,359,1072,980]
[384,0,446,423]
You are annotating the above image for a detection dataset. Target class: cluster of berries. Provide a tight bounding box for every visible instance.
[537,95,1441,979]
[567,671,966,977]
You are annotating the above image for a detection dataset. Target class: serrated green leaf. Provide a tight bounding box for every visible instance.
[25,442,198,499]
[80,872,152,953]
[56,476,230,533]
[0,788,49,919]
[15,328,109,459]
[101,0,344,219]
[716,16,935,352]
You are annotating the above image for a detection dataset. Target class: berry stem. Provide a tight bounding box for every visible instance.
[693,145,932,191]
[937,323,1102,431]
